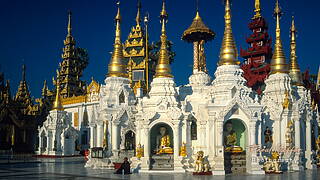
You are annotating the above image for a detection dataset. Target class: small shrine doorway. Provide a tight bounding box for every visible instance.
[223,119,247,174]
[149,122,174,170]
[124,130,135,150]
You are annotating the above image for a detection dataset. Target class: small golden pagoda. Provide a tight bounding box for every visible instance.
[289,16,303,86]
[218,0,240,66]
[270,0,288,74]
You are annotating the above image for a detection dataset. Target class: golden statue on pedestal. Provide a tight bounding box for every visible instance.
[263,151,282,173]
[156,127,173,154]
[180,142,187,157]
[224,122,243,153]
[194,151,209,173]
[136,143,144,159]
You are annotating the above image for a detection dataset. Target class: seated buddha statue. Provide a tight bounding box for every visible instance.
[156,127,173,154]
[224,122,243,153]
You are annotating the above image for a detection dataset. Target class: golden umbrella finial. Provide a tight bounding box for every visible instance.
[253,0,262,19]
[155,0,173,78]
[218,0,239,66]
[52,71,64,111]
[270,0,288,74]
[289,16,302,86]
[107,1,128,78]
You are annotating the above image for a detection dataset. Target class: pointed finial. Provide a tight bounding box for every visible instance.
[289,16,302,86]
[42,80,48,97]
[155,0,173,78]
[67,11,72,36]
[115,1,121,21]
[218,0,239,66]
[136,0,142,25]
[52,72,64,111]
[196,0,199,12]
[107,1,128,78]
[270,0,288,74]
[253,0,262,19]
[22,64,26,82]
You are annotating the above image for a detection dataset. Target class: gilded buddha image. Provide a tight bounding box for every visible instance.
[224,121,243,152]
[155,127,173,154]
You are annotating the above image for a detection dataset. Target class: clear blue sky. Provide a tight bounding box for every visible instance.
[0,0,319,98]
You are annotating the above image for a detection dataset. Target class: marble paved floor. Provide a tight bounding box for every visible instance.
[0,158,319,180]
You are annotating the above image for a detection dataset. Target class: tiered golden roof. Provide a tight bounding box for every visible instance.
[253,0,262,19]
[289,16,303,86]
[218,0,239,66]
[155,0,173,78]
[61,11,76,60]
[107,2,128,78]
[270,0,288,74]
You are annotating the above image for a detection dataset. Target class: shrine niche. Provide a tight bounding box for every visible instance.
[223,119,247,152]
[190,117,197,140]
[150,123,174,155]
[124,130,135,150]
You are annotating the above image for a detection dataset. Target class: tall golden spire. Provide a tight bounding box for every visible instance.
[155,0,173,78]
[253,0,262,19]
[218,0,239,66]
[136,0,142,26]
[289,16,302,86]
[107,1,128,78]
[52,71,64,111]
[270,0,288,74]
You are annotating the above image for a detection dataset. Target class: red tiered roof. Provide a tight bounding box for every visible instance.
[240,16,273,94]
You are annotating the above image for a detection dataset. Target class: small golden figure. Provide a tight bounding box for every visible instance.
[136,143,144,159]
[286,120,294,148]
[156,127,173,154]
[282,91,290,109]
[194,151,209,173]
[180,142,187,157]
[263,151,282,173]
[224,122,243,153]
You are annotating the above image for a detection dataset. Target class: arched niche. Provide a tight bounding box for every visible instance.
[124,130,136,150]
[190,117,197,140]
[223,119,247,150]
[150,123,174,155]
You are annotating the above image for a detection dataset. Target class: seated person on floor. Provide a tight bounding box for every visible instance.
[115,157,131,174]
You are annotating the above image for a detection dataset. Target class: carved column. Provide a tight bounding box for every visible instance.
[89,124,95,148]
[111,122,119,150]
[305,119,316,169]
[140,123,150,171]
[212,120,225,175]
[293,117,302,171]
[193,41,199,74]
